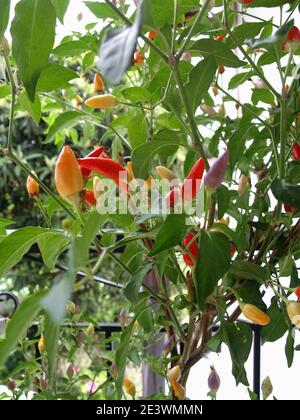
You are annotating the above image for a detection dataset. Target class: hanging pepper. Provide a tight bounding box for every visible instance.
[286,301,300,328]
[93,73,105,93]
[38,335,46,353]
[183,230,199,268]
[181,157,205,201]
[123,377,136,398]
[282,26,300,52]
[55,146,83,205]
[26,171,40,197]
[85,94,117,109]
[238,175,250,196]
[239,302,270,326]
[80,146,105,179]
[204,150,229,190]
[208,366,221,392]
[167,365,181,382]
[77,157,125,183]
[170,379,185,400]
[84,190,96,207]
[292,143,300,160]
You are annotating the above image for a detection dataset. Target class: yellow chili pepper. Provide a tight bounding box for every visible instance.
[240,303,270,326]
[171,379,185,400]
[85,94,117,109]
[123,377,136,398]
[38,335,46,353]
[286,301,300,328]
[127,162,135,180]
[55,145,83,205]
[238,175,250,196]
[26,171,40,197]
[167,365,181,382]
[94,73,105,93]
[156,165,176,182]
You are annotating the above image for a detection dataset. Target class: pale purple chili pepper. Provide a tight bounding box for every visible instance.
[204,149,229,189]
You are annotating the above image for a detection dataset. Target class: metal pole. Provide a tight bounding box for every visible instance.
[253,325,261,400]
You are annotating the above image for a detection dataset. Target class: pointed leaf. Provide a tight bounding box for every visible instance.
[149,215,188,256]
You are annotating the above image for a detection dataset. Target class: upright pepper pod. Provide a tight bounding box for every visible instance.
[286,301,300,328]
[38,335,46,353]
[239,302,270,326]
[167,365,181,382]
[93,73,105,93]
[26,171,40,197]
[181,157,205,201]
[123,378,136,398]
[204,150,229,190]
[183,230,199,268]
[282,26,300,52]
[156,165,176,182]
[85,94,117,109]
[292,143,300,160]
[238,175,250,196]
[55,146,83,205]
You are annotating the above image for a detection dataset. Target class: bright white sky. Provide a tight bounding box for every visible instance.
[5,0,300,400]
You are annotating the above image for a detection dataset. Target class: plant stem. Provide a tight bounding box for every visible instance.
[279,98,287,180]
[222,0,280,101]
[176,0,212,59]
[171,0,178,55]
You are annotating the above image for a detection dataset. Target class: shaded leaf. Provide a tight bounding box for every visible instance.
[191,39,245,67]
[149,215,188,256]
[51,0,69,23]
[45,111,82,143]
[124,263,153,303]
[261,298,287,343]
[38,232,69,270]
[0,0,10,37]
[271,179,300,209]
[228,260,268,283]
[37,63,79,92]
[19,90,41,125]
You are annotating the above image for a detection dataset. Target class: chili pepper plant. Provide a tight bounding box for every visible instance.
[0,0,300,400]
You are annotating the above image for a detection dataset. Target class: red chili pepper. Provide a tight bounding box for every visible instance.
[80,146,105,179]
[165,187,180,209]
[282,26,300,52]
[292,143,300,160]
[183,231,199,267]
[218,65,225,74]
[284,204,297,213]
[84,189,97,207]
[295,286,300,299]
[215,35,225,41]
[181,157,205,201]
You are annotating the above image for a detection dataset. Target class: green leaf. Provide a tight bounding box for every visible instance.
[38,232,69,270]
[151,0,199,28]
[127,113,148,148]
[19,90,41,125]
[0,218,14,229]
[45,111,82,143]
[121,87,151,103]
[84,1,120,20]
[51,0,69,23]
[228,261,268,283]
[222,321,252,386]
[98,3,143,84]
[246,20,294,50]
[279,254,294,277]
[11,0,56,101]
[124,263,153,303]
[252,88,275,106]
[196,231,231,310]
[53,40,90,57]
[44,312,59,387]
[228,72,252,90]
[285,329,294,368]
[37,63,79,92]
[0,292,44,366]
[186,56,218,112]
[191,39,246,68]
[228,21,265,48]
[271,179,300,209]
[0,0,10,37]
[248,0,291,6]
[149,215,188,256]
[216,185,230,219]
[0,85,11,99]
[261,298,288,344]
[132,130,181,179]
[0,227,50,278]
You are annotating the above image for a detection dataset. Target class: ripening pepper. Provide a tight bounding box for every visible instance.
[85,94,117,109]
[204,150,229,190]
[123,377,136,398]
[286,301,300,328]
[218,65,225,74]
[26,171,40,197]
[240,303,270,326]
[295,287,300,300]
[183,230,199,268]
[93,73,105,93]
[7,379,16,392]
[148,31,157,40]
[55,146,83,205]
[208,366,220,392]
[80,146,105,179]
[156,165,176,182]
[171,379,185,400]
[215,35,225,41]
[127,162,135,180]
[84,190,96,207]
[134,50,144,65]
[167,365,181,382]
[292,143,300,160]
[38,335,46,353]
[181,157,205,201]
[282,26,300,52]
[238,175,250,196]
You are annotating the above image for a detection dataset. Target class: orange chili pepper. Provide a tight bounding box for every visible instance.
[171,379,185,400]
[85,94,117,109]
[240,303,270,326]
[26,171,40,197]
[123,377,136,398]
[84,190,97,207]
[93,73,105,93]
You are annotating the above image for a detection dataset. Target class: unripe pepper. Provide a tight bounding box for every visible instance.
[156,165,176,182]
[85,94,117,109]
[292,143,300,160]
[55,146,83,205]
[123,377,136,398]
[84,190,96,207]
[171,379,185,400]
[183,230,199,267]
[204,150,229,190]
[238,175,250,196]
[208,366,220,392]
[38,335,46,353]
[93,73,105,93]
[282,26,300,52]
[286,301,300,328]
[167,365,181,382]
[26,171,40,197]
[239,303,270,326]
[181,157,205,201]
